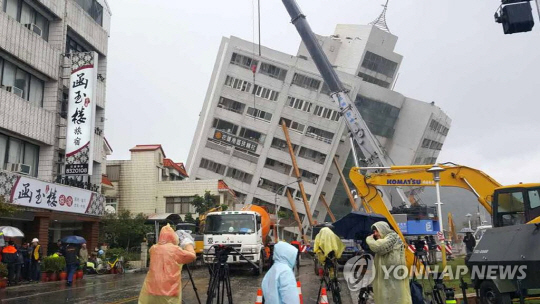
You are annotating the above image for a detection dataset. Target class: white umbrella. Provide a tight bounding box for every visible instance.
[459,227,474,234]
[0,226,25,237]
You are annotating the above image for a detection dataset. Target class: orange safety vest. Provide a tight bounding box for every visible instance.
[2,245,17,254]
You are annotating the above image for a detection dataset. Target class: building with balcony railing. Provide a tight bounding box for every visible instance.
[0,0,112,254]
[187,24,451,239]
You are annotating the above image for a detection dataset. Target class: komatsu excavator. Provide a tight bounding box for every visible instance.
[350,163,540,303]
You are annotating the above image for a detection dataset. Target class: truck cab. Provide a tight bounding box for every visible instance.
[202,211,265,274]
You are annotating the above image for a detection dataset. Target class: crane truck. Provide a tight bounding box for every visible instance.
[202,205,273,275]
[350,164,540,303]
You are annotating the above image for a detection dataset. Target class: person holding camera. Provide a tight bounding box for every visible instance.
[139,225,196,304]
[366,221,412,304]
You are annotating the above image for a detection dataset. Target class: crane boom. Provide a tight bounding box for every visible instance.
[281,0,408,204]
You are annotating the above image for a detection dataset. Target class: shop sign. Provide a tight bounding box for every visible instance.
[10,176,101,216]
[213,130,258,152]
[65,52,98,175]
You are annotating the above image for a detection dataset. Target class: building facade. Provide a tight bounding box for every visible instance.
[187,24,451,234]
[0,0,112,254]
[104,145,237,218]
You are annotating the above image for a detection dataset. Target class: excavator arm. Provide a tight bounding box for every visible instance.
[349,163,503,268]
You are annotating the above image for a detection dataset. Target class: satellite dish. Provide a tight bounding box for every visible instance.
[105,205,116,214]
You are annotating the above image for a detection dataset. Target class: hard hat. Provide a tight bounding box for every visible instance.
[32,238,39,243]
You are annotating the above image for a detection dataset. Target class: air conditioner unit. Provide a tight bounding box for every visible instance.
[4,86,24,98]
[24,23,42,37]
[4,163,31,175]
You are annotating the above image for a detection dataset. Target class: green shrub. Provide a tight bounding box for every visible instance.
[0,263,7,278]
[43,255,66,273]
[106,248,126,258]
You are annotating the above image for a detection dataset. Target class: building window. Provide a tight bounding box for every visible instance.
[253,84,279,101]
[430,119,449,136]
[165,197,193,214]
[279,117,306,134]
[199,158,226,175]
[253,197,275,213]
[224,75,252,93]
[3,0,50,41]
[259,62,287,80]
[217,97,245,114]
[264,157,292,175]
[287,96,312,112]
[361,51,398,78]
[422,139,431,148]
[0,133,39,177]
[226,167,253,184]
[74,0,103,26]
[354,94,400,138]
[258,178,285,194]
[238,127,266,144]
[300,169,319,184]
[66,36,88,53]
[106,198,118,212]
[298,147,326,164]
[292,73,321,91]
[0,57,44,107]
[357,72,391,89]
[246,107,272,122]
[313,105,340,121]
[305,126,334,144]
[230,52,258,70]
[212,118,239,135]
[270,137,298,152]
[294,190,311,202]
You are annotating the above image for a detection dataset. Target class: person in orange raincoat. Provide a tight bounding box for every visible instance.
[138,224,196,304]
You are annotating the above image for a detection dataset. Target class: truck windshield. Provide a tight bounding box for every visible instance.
[205,214,255,234]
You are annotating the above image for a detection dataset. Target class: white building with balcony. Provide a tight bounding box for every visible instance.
[187,24,451,237]
[0,0,112,254]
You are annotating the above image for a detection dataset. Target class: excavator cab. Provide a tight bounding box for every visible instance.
[492,184,540,227]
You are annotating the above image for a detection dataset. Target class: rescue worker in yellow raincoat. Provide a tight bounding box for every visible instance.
[313,227,345,264]
[138,224,196,304]
[366,221,412,304]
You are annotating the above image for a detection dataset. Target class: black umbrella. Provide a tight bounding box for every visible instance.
[331,211,388,240]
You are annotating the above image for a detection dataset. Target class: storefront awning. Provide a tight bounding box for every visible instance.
[146,213,181,224]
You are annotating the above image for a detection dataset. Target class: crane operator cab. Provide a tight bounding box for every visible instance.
[492,184,540,227]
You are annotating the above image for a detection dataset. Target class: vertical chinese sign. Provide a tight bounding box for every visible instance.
[65,52,98,175]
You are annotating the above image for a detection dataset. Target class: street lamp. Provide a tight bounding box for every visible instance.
[466,213,472,229]
[274,180,301,242]
[427,165,447,269]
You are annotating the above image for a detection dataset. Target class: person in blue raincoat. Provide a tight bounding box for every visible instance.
[261,242,300,304]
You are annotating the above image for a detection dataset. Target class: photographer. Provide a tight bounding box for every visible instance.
[366,222,412,304]
[139,225,196,304]
[414,236,426,253]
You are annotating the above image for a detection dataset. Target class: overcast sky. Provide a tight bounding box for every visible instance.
[105,0,540,186]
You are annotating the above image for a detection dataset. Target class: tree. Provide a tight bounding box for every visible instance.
[191,191,218,214]
[100,210,151,250]
[184,212,195,224]
[0,196,16,217]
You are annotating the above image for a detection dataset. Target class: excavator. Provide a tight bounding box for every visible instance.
[349,163,540,303]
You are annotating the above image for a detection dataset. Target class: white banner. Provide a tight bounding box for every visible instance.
[11,176,94,215]
[65,52,98,175]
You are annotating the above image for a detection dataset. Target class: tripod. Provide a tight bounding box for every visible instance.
[184,264,201,304]
[206,245,260,304]
[413,250,445,304]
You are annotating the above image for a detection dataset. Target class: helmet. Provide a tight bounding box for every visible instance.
[98,250,104,256]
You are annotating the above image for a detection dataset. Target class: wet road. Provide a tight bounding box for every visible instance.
[0,259,357,304]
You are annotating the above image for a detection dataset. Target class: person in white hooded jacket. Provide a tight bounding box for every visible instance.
[261,242,300,304]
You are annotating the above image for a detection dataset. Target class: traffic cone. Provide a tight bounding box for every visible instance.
[319,287,329,304]
[297,281,303,304]
[255,288,263,304]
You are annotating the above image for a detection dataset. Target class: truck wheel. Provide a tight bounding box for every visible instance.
[479,281,512,304]
[253,252,264,276]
